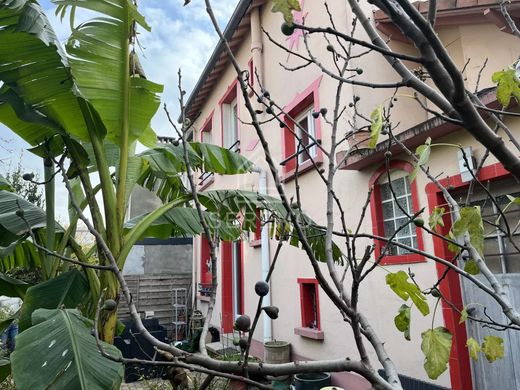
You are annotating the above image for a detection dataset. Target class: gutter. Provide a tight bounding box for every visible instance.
[252,165,272,342]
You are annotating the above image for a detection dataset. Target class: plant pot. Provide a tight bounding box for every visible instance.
[264,341,291,381]
[264,340,291,364]
[229,379,248,390]
[293,372,331,390]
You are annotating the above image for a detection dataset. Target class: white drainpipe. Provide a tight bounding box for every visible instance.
[252,166,272,342]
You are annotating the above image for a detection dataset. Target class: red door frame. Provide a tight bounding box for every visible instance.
[425,162,510,390]
[221,241,244,333]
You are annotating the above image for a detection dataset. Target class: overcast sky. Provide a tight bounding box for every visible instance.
[0,0,239,219]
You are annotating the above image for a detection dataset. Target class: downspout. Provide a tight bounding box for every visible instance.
[250,5,271,343]
[252,166,272,342]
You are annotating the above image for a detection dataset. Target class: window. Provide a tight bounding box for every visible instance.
[295,107,317,165]
[281,77,322,179]
[294,278,324,340]
[250,208,262,247]
[452,178,520,274]
[369,160,425,265]
[380,176,418,255]
[220,80,239,152]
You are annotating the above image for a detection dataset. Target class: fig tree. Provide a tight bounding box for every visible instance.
[255,281,269,297]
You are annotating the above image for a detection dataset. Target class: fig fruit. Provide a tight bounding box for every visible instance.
[22,173,34,181]
[234,315,251,332]
[431,288,442,298]
[103,299,117,311]
[326,44,334,52]
[255,281,269,297]
[413,218,424,227]
[384,151,392,159]
[312,111,320,119]
[320,108,328,116]
[281,22,295,36]
[15,209,24,218]
[262,306,279,320]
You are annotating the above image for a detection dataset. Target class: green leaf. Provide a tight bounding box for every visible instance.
[466,337,481,361]
[271,0,301,25]
[482,335,505,362]
[386,271,430,316]
[409,137,431,183]
[0,357,10,382]
[446,231,461,254]
[0,273,29,298]
[421,327,452,380]
[19,270,89,331]
[0,190,50,246]
[429,206,445,230]
[452,206,484,256]
[56,0,163,146]
[0,175,12,192]
[368,105,383,149]
[11,308,123,390]
[0,1,90,143]
[506,195,520,205]
[492,68,520,107]
[464,259,480,275]
[459,307,468,324]
[394,304,411,341]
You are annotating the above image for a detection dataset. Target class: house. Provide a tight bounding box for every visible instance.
[184,0,520,388]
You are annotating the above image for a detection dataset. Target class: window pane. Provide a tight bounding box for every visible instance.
[380,182,392,201]
[392,177,407,197]
[395,219,411,237]
[395,197,408,217]
[384,221,396,236]
[298,113,311,163]
[382,202,394,220]
[397,237,412,254]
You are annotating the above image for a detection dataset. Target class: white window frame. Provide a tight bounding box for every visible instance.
[295,107,317,165]
[223,98,238,150]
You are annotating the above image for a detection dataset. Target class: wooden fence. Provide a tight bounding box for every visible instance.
[118,273,192,338]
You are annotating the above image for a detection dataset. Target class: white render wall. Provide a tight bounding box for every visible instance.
[191,1,520,387]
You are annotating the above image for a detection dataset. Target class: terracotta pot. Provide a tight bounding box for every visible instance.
[229,379,248,390]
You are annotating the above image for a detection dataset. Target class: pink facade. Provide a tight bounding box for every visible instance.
[186,1,520,388]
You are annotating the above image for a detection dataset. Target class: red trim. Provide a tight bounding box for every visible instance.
[281,76,323,174]
[424,161,509,390]
[296,278,321,330]
[221,240,244,333]
[219,79,240,150]
[368,160,425,265]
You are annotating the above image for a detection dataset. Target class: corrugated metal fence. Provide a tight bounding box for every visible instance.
[118,274,192,338]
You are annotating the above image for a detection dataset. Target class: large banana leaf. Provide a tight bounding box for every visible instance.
[0,190,64,246]
[11,308,123,390]
[54,0,162,147]
[125,207,242,241]
[0,174,12,192]
[19,269,89,331]
[0,0,89,143]
[0,273,29,298]
[0,240,42,271]
[136,142,255,203]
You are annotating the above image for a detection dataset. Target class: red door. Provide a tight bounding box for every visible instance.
[221,241,243,333]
